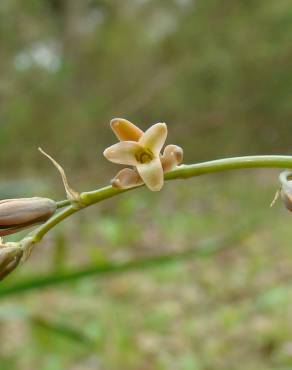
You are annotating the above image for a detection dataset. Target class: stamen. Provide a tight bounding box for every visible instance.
[135,148,154,164]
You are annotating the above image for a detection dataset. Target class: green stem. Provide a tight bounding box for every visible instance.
[28,155,292,243]
[56,199,71,209]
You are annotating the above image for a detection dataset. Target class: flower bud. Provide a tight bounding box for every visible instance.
[161,144,184,172]
[111,168,143,189]
[281,185,292,212]
[279,171,292,212]
[0,246,23,280]
[0,197,56,236]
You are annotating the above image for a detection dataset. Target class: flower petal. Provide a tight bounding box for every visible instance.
[137,158,164,191]
[161,144,184,172]
[111,168,143,189]
[110,118,143,142]
[139,123,167,155]
[103,141,142,165]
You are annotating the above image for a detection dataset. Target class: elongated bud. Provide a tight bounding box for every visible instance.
[279,171,292,211]
[0,197,56,236]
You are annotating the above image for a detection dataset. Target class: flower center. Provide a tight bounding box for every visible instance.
[135,148,154,164]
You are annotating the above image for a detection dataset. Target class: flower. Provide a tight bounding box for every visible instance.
[104,118,183,191]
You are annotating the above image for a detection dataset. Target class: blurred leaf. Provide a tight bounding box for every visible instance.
[30,315,95,348]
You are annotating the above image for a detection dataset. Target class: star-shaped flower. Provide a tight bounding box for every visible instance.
[103,118,183,191]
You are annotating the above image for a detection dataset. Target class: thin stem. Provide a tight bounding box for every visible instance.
[56,200,71,209]
[27,155,292,244]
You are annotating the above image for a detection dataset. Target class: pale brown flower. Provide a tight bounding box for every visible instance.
[104,118,183,191]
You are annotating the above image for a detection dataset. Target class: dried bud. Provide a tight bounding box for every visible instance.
[39,148,84,209]
[0,197,56,236]
[0,246,23,280]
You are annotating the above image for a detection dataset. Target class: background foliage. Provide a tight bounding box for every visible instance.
[1,0,292,369]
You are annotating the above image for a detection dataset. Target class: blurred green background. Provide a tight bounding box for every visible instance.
[1,0,292,369]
